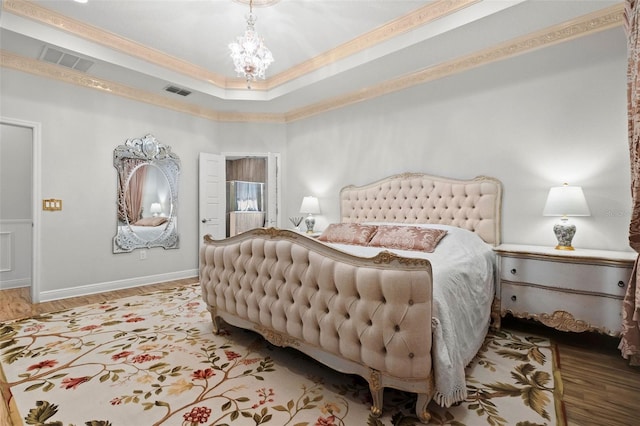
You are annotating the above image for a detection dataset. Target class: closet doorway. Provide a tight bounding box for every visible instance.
[0,117,41,303]
[198,152,281,247]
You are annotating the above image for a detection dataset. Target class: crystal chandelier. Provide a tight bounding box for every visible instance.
[228,0,274,89]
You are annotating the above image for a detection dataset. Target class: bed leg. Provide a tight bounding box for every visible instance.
[207,306,220,334]
[490,297,502,330]
[367,369,383,418]
[415,394,432,423]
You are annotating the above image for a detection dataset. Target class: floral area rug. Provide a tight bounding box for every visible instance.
[0,284,565,425]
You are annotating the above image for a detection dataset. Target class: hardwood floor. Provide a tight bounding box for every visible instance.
[1,281,639,425]
[501,316,640,426]
[0,278,198,322]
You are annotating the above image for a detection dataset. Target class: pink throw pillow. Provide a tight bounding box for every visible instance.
[317,223,378,246]
[368,226,447,252]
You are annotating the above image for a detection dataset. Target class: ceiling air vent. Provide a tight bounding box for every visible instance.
[164,85,192,97]
[39,46,94,72]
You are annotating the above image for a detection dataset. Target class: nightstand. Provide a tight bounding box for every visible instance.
[493,244,637,336]
[294,230,322,238]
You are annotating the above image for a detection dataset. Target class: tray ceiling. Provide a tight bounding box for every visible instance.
[0,0,626,121]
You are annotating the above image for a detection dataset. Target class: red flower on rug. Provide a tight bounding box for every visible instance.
[23,324,44,333]
[315,414,337,426]
[191,368,215,380]
[225,350,241,360]
[27,360,57,371]
[111,350,133,361]
[60,376,90,389]
[131,353,162,363]
[252,387,275,408]
[183,406,212,424]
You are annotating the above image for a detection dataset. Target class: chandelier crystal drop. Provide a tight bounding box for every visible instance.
[228,0,274,89]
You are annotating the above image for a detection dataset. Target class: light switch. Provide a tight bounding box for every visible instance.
[42,199,62,211]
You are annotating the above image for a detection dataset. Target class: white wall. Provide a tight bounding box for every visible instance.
[0,68,286,298]
[285,27,632,252]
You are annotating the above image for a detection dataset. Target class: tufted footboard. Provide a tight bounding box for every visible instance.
[199,227,436,422]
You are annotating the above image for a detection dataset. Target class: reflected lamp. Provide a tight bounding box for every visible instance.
[149,202,162,217]
[542,183,590,250]
[299,196,320,233]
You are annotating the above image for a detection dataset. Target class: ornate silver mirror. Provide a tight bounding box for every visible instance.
[113,134,180,253]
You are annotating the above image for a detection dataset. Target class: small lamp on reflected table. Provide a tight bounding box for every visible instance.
[150,202,162,217]
[542,183,590,250]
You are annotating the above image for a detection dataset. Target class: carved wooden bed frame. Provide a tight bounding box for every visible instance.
[199,173,502,422]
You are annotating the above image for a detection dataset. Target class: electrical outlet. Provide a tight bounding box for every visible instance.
[139,250,147,260]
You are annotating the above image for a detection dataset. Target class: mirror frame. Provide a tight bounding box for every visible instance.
[113,134,181,253]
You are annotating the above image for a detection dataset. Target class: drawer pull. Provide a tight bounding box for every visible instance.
[510,268,517,275]
[511,295,517,302]
[618,280,625,288]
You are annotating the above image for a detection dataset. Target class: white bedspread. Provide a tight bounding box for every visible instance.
[120,224,166,241]
[327,224,495,407]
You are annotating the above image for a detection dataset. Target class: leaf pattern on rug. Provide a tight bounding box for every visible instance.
[0,285,564,425]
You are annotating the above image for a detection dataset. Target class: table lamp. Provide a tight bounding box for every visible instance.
[542,183,590,250]
[299,196,320,233]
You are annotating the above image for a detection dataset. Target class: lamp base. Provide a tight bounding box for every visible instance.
[553,218,576,250]
[304,214,315,233]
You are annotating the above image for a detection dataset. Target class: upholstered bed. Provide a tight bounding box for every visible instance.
[199,173,502,422]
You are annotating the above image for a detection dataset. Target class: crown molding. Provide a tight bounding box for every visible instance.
[2,0,478,92]
[0,50,285,123]
[284,3,625,123]
[267,0,479,89]
[0,3,624,124]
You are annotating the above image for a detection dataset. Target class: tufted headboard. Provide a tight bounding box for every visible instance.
[339,173,503,246]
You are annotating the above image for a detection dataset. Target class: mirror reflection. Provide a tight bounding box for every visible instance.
[113,134,180,253]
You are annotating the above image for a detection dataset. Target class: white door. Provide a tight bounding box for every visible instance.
[0,123,32,290]
[0,118,40,303]
[198,153,226,247]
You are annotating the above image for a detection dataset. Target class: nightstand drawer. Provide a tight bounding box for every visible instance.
[501,282,623,335]
[500,256,631,297]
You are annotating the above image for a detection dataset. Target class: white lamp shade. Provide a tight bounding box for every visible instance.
[299,196,320,214]
[542,185,590,217]
[149,202,162,215]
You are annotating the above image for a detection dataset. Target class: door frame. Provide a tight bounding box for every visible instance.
[0,116,41,303]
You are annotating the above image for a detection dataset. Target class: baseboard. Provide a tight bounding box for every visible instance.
[0,278,30,290]
[37,269,198,302]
